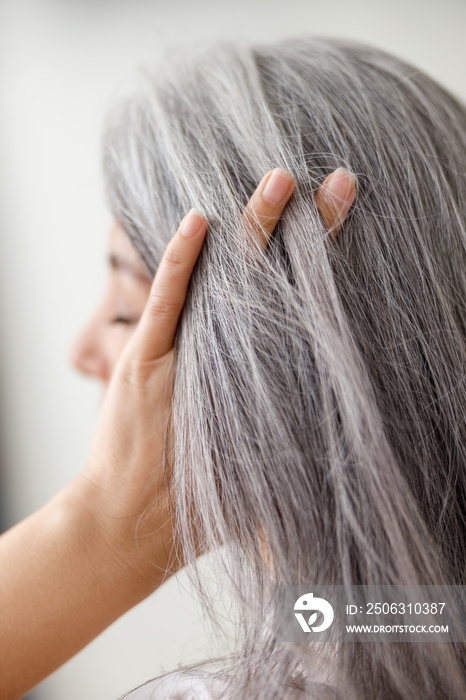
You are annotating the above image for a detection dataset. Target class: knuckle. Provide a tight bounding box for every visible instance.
[241,207,278,250]
[242,205,261,227]
[147,292,179,318]
[118,359,150,390]
[118,351,165,390]
[162,240,190,270]
[241,213,260,238]
[243,204,279,229]
[163,247,184,267]
[113,357,141,389]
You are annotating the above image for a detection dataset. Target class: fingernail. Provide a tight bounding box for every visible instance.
[331,168,357,205]
[180,208,205,238]
[262,168,294,206]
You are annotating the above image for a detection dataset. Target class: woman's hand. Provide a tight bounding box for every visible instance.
[73,166,358,587]
[75,207,210,585]
[73,169,301,586]
[0,167,356,700]
[76,166,358,585]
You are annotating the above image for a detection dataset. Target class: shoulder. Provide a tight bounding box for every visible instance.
[121,670,228,700]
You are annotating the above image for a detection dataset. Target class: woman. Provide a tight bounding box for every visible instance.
[2,35,466,698]
[0,132,354,700]
[0,169,352,700]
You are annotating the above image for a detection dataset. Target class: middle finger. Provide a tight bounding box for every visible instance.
[241,168,295,254]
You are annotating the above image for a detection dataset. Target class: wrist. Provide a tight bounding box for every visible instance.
[59,472,179,603]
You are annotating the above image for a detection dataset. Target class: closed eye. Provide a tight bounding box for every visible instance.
[110,316,139,325]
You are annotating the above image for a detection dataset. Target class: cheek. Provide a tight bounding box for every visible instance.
[106,324,140,374]
[90,278,150,380]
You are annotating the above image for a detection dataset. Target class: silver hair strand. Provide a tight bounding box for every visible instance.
[104,37,466,699]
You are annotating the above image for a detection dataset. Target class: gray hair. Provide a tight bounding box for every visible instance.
[103,37,466,699]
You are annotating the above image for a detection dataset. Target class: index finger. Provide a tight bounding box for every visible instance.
[130,208,208,364]
[242,168,295,256]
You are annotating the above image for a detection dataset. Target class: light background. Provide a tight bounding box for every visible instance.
[0,0,465,698]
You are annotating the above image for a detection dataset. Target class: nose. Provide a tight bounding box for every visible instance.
[68,316,111,384]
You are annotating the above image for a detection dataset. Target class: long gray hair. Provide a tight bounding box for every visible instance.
[103,37,466,699]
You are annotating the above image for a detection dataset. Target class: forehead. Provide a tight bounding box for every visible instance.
[110,221,140,259]
[109,221,152,280]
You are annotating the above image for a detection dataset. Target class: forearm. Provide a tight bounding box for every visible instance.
[0,476,174,700]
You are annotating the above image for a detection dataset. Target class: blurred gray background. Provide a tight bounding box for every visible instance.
[1,0,465,698]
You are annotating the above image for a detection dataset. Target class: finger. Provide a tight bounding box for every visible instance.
[242,168,295,255]
[131,208,207,364]
[315,167,357,241]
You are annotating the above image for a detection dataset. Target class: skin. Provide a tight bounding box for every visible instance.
[68,223,153,387]
[0,167,356,700]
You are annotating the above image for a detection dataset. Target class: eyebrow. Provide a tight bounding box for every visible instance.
[107,252,152,283]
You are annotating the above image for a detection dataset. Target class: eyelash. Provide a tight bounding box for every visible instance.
[110,316,139,325]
